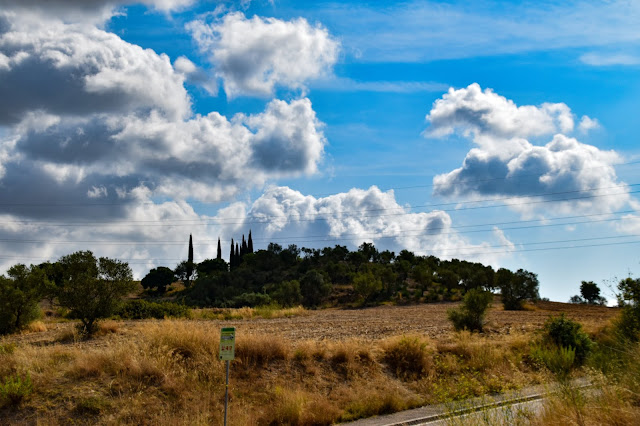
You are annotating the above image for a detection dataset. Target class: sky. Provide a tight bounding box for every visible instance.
[0,0,639,303]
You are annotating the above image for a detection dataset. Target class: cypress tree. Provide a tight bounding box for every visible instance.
[248,230,253,253]
[235,242,240,265]
[241,235,247,257]
[230,238,235,269]
[186,234,194,286]
[217,237,222,260]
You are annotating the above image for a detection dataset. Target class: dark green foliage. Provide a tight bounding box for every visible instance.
[56,251,135,336]
[300,270,331,307]
[352,270,383,304]
[172,241,510,311]
[580,281,606,305]
[185,234,194,287]
[447,288,492,332]
[217,237,222,260]
[231,292,271,308]
[196,258,227,276]
[543,314,593,364]
[268,280,302,307]
[174,260,196,288]
[615,277,640,341]
[497,268,540,310]
[114,299,190,319]
[248,230,254,253]
[141,266,174,293]
[0,264,48,335]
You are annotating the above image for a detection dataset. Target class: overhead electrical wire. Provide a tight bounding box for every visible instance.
[0,185,637,228]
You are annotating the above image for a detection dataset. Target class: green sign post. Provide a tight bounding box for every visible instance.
[219,327,235,426]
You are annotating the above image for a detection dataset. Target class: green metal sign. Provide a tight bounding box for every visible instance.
[219,327,236,361]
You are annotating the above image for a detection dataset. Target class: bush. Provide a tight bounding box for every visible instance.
[0,373,33,407]
[543,314,593,365]
[615,277,640,341]
[530,345,576,378]
[114,299,190,319]
[231,292,271,308]
[447,288,492,332]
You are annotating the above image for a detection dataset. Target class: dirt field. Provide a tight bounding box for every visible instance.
[7,299,619,347]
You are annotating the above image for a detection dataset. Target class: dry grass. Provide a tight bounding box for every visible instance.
[25,321,47,333]
[0,302,624,425]
[191,305,307,321]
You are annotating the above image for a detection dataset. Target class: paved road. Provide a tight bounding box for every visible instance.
[340,379,588,426]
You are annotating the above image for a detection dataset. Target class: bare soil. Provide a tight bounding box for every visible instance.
[8,300,618,347]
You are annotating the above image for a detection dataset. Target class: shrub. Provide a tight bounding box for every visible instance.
[0,373,33,407]
[114,299,190,319]
[231,292,271,308]
[543,314,593,365]
[531,345,576,379]
[447,288,492,332]
[615,277,640,341]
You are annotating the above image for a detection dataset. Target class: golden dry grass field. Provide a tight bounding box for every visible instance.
[0,300,621,425]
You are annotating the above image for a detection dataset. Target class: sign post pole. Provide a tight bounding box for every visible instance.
[219,327,235,426]
[224,360,229,426]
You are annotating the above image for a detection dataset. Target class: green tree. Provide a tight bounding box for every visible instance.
[56,251,134,336]
[497,268,539,310]
[174,260,196,287]
[0,264,49,335]
[300,270,331,307]
[353,269,383,304]
[141,266,174,294]
[268,280,302,307]
[616,277,640,340]
[217,237,222,260]
[580,281,606,305]
[447,288,492,332]
[196,259,228,276]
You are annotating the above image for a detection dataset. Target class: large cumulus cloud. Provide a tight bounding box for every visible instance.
[426,83,628,216]
[187,12,340,98]
[0,10,327,220]
[245,185,512,264]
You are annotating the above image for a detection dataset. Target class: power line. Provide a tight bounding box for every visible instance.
[1,187,637,228]
[0,161,638,208]
[0,209,637,246]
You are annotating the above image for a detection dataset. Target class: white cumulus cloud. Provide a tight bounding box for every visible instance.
[426,84,628,217]
[187,12,340,98]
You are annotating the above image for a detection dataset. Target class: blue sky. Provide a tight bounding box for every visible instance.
[0,0,639,303]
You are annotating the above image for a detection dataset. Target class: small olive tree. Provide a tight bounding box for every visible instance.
[141,266,174,294]
[56,251,134,335]
[496,268,539,310]
[0,264,49,335]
